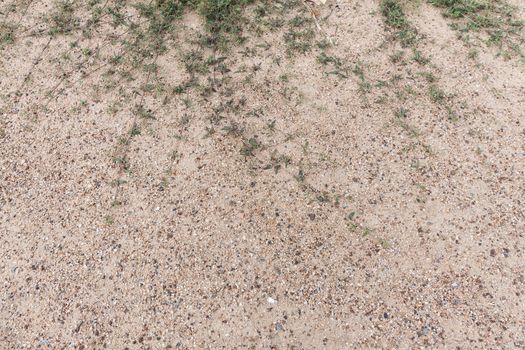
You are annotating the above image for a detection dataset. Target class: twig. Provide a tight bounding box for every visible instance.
[302,0,334,46]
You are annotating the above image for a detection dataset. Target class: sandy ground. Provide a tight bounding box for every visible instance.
[1,0,524,349]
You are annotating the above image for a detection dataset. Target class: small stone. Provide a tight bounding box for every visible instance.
[308,213,316,221]
[275,322,283,331]
[490,248,496,257]
[418,326,430,337]
[267,297,277,304]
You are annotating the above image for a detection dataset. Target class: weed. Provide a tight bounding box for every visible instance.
[381,0,409,29]
[268,151,292,173]
[183,50,209,75]
[428,0,484,19]
[295,168,306,183]
[381,0,419,47]
[223,122,244,136]
[390,50,405,63]
[199,0,255,48]
[317,52,341,66]
[0,22,16,47]
[130,125,141,137]
[412,50,429,64]
[429,0,524,57]
[316,194,330,203]
[394,108,419,138]
[380,239,391,249]
[104,215,114,225]
[48,0,79,35]
[284,28,315,54]
[135,105,155,120]
[113,156,130,171]
[318,52,348,78]
[279,74,289,82]
[353,64,371,93]
[240,137,261,157]
[429,85,446,103]
[267,119,276,132]
[110,179,127,187]
[419,71,437,83]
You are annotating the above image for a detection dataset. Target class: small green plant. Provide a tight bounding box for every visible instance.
[318,52,347,78]
[130,125,141,136]
[346,211,358,231]
[317,52,341,66]
[183,50,209,75]
[353,64,371,93]
[381,0,409,28]
[240,137,261,157]
[468,48,479,59]
[295,168,306,183]
[104,215,115,225]
[0,22,16,46]
[412,50,429,65]
[390,50,405,63]
[381,0,418,47]
[113,156,130,171]
[429,0,524,57]
[380,238,391,249]
[394,108,419,138]
[48,0,79,35]
[428,0,484,18]
[316,194,330,203]
[135,105,155,120]
[284,28,315,54]
[429,85,446,103]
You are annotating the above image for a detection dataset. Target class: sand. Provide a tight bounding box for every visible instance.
[1,0,524,348]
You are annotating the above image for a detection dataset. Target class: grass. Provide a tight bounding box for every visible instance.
[412,49,429,64]
[318,52,348,78]
[48,0,79,36]
[284,27,315,54]
[428,0,485,19]
[47,0,258,52]
[0,22,16,47]
[4,0,474,239]
[382,0,409,29]
[240,137,261,157]
[353,64,372,94]
[381,0,419,47]
[429,0,524,57]
[429,84,446,103]
[394,108,419,138]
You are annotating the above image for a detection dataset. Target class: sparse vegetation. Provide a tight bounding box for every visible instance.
[381,0,419,47]
[429,0,524,57]
[2,0,525,347]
